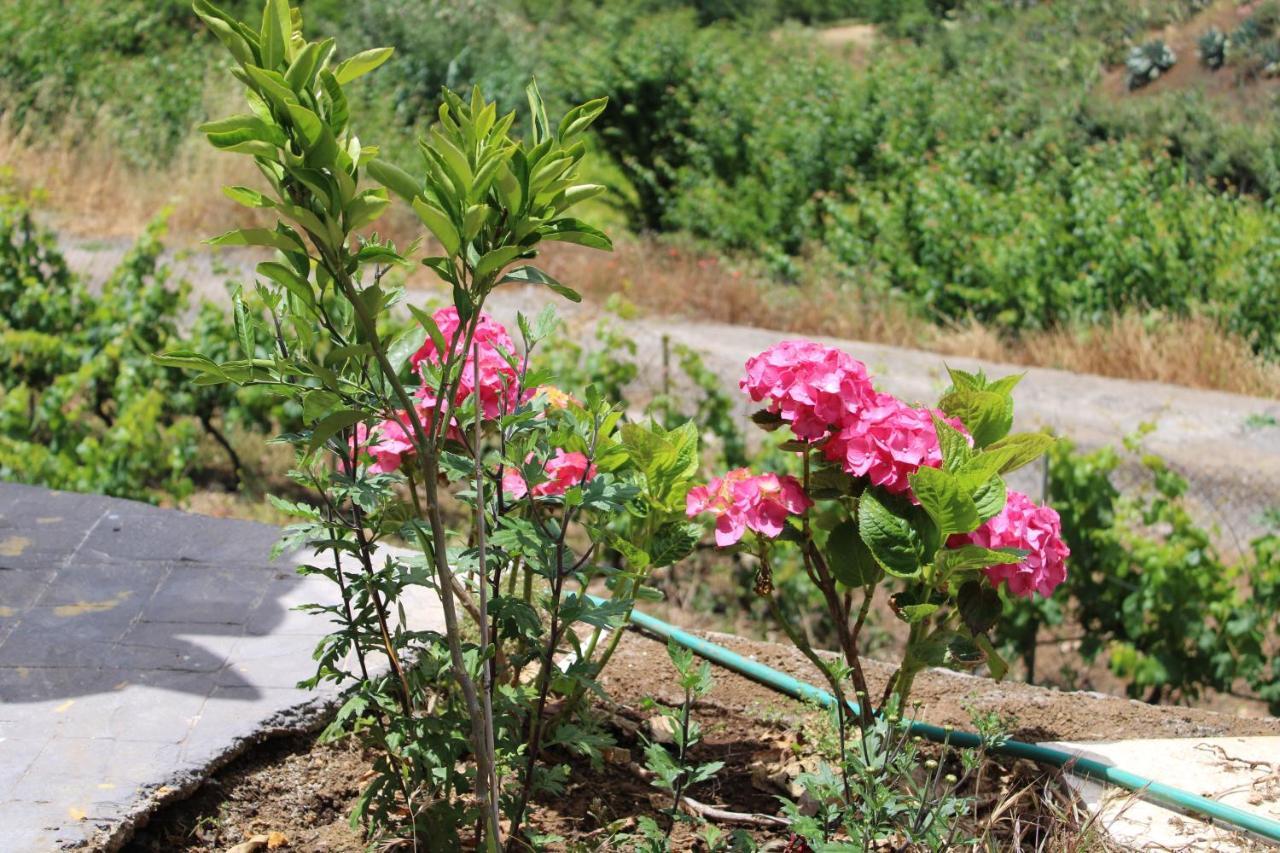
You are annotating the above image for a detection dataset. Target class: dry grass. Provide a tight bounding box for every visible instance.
[5,127,1277,399]
[541,240,1280,399]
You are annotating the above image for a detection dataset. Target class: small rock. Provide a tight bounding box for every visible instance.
[266,831,289,849]
[601,746,631,765]
[225,835,269,853]
[646,715,676,745]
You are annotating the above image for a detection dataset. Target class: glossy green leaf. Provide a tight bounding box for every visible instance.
[499,266,581,303]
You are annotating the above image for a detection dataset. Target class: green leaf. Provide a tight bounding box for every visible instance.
[939,545,1025,574]
[223,185,275,208]
[895,600,939,624]
[558,97,608,140]
[908,466,978,539]
[412,198,460,256]
[333,47,394,85]
[259,0,291,69]
[826,519,883,587]
[308,409,367,455]
[939,388,1014,449]
[407,304,447,358]
[499,265,581,303]
[366,158,420,203]
[232,288,254,356]
[983,432,1056,475]
[858,490,925,579]
[473,245,523,283]
[971,476,1007,522]
[193,0,254,66]
[257,261,314,307]
[200,114,287,150]
[933,415,972,472]
[151,349,228,381]
[956,580,1003,635]
[539,218,613,251]
[649,521,702,568]
[345,190,390,231]
[209,227,303,254]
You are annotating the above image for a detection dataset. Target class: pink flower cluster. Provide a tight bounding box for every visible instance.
[686,468,813,547]
[502,449,597,499]
[741,340,874,441]
[742,340,963,497]
[352,416,414,476]
[411,307,520,419]
[354,308,523,475]
[950,490,1070,598]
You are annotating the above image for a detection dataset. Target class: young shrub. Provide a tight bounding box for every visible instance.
[686,340,1067,837]
[1125,40,1177,90]
[165,2,700,849]
[1198,27,1227,70]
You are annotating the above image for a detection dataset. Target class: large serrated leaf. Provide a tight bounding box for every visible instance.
[858,490,925,579]
[909,465,979,539]
[826,519,883,587]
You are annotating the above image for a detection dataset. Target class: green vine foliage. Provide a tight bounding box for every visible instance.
[0,190,273,501]
[998,434,1280,711]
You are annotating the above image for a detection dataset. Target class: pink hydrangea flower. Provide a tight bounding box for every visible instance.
[740,340,876,441]
[410,306,520,419]
[686,468,813,547]
[823,395,964,497]
[503,449,598,500]
[949,490,1070,598]
[352,416,414,475]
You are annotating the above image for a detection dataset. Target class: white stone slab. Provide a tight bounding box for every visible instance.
[1040,736,1280,851]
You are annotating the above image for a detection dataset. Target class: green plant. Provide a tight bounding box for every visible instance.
[167,3,708,848]
[1125,40,1176,90]
[1198,27,1227,70]
[783,695,985,849]
[998,433,1280,712]
[689,342,1066,842]
[0,192,268,501]
[628,640,726,850]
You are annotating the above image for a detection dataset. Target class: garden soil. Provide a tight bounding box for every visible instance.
[124,627,1277,852]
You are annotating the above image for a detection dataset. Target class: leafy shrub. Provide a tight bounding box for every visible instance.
[998,434,1280,711]
[176,4,714,846]
[1198,27,1227,70]
[1125,39,1176,90]
[0,193,267,501]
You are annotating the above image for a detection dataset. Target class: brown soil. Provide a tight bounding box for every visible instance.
[124,627,1276,852]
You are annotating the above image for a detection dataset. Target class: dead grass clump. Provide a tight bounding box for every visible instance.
[1005,311,1280,397]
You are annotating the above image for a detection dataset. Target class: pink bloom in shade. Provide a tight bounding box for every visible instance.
[686,468,812,547]
[949,490,1070,599]
[823,394,965,498]
[352,414,415,475]
[503,449,598,500]
[740,341,876,442]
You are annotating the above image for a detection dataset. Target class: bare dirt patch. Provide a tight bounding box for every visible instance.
[124,627,1276,851]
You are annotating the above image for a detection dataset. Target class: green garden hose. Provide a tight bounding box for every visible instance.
[620,606,1280,844]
